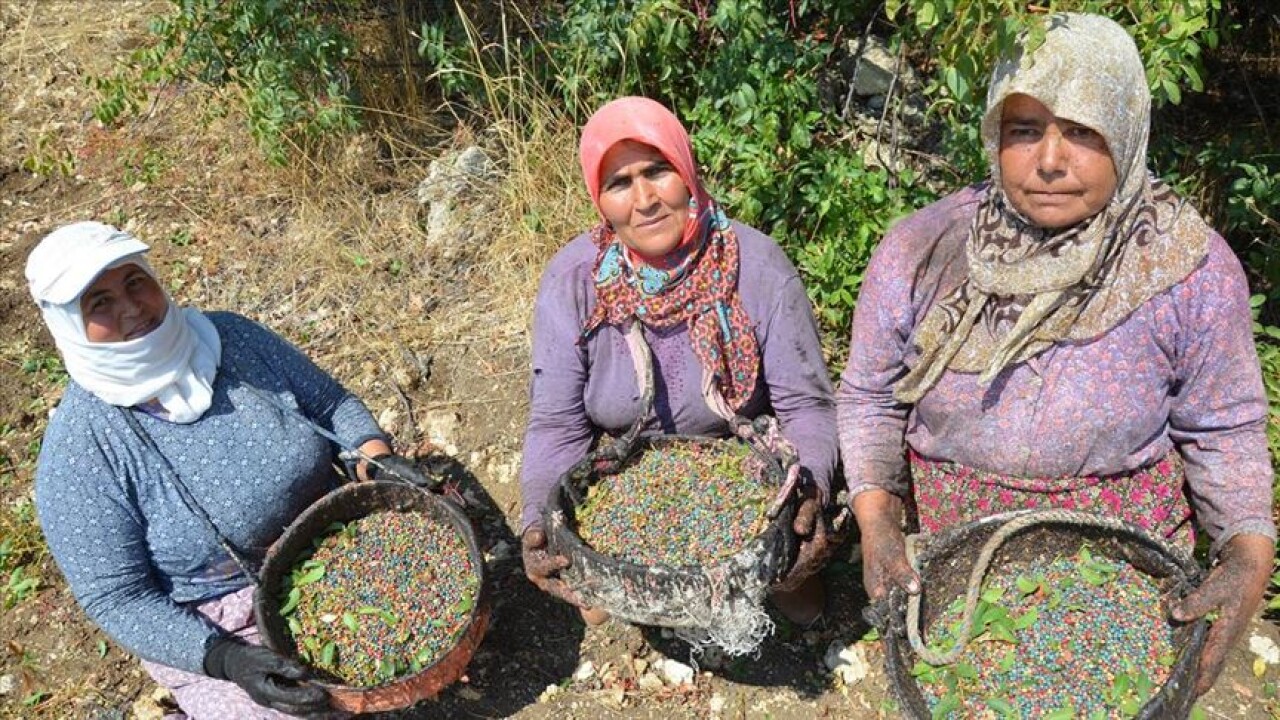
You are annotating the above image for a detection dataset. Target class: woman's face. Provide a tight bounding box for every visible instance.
[80,263,168,343]
[596,140,691,260]
[998,94,1118,229]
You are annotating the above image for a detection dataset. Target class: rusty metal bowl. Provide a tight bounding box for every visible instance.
[254,480,489,714]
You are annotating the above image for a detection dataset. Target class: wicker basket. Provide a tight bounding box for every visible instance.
[254,481,489,714]
[878,509,1207,719]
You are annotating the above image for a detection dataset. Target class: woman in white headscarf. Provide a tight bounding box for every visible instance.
[838,13,1273,698]
[27,222,431,718]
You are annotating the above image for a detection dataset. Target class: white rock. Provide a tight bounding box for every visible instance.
[657,658,695,686]
[421,409,460,451]
[708,693,727,713]
[1250,634,1280,665]
[0,675,13,696]
[824,639,870,686]
[574,660,596,681]
[538,683,562,703]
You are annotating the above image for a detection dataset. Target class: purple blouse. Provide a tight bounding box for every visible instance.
[519,222,837,532]
[837,186,1275,551]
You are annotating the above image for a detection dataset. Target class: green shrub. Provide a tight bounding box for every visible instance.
[92,0,361,165]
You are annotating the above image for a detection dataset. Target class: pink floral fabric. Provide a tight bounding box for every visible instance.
[141,586,347,720]
[910,450,1194,550]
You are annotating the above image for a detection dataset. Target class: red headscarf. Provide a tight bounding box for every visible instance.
[578,97,760,414]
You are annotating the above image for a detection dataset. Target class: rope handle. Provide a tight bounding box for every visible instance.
[906,508,1176,666]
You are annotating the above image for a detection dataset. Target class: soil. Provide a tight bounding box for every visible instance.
[0,2,1277,719]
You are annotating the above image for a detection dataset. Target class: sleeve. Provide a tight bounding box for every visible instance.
[758,273,838,499]
[35,424,221,674]
[517,262,597,532]
[1166,235,1276,554]
[835,227,918,500]
[230,315,388,451]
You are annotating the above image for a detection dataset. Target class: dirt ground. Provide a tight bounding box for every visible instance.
[0,2,1277,719]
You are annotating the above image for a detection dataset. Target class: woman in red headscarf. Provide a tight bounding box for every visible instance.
[517,97,840,625]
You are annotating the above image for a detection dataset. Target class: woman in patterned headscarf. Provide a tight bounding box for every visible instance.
[839,12,1273,695]
[518,97,839,625]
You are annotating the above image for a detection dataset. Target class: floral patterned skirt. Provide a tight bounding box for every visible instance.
[909,450,1194,550]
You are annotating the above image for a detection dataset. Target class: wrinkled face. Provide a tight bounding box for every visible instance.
[596,140,691,260]
[998,94,1119,229]
[79,263,168,343]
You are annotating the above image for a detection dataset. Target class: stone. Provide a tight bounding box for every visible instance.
[0,675,13,696]
[824,639,870,686]
[846,35,918,97]
[538,683,562,703]
[574,660,596,681]
[656,658,695,686]
[421,408,461,455]
[708,693,727,713]
[637,672,665,691]
[1249,634,1280,665]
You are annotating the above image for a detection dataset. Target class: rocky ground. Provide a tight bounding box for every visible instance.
[0,2,1277,719]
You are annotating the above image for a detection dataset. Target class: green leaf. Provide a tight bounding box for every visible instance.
[998,650,1016,672]
[953,662,978,680]
[320,641,337,667]
[1015,574,1040,595]
[342,611,359,632]
[986,697,1017,718]
[1011,608,1039,630]
[1043,706,1075,720]
[279,587,301,616]
[293,564,325,587]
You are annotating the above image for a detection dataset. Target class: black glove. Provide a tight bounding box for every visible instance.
[203,636,331,715]
[367,453,439,489]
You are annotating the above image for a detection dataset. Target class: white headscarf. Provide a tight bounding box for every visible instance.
[25,222,222,423]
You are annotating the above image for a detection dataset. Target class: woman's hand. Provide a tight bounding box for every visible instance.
[521,524,588,607]
[774,486,833,592]
[853,489,920,602]
[203,637,331,715]
[1171,532,1274,696]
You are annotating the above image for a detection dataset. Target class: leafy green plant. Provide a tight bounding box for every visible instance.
[21,133,76,178]
[92,0,361,164]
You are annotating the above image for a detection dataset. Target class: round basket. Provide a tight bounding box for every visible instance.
[879,510,1207,719]
[543,434,798,636]
[254,481,490,714]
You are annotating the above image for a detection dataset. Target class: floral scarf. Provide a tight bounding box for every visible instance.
[581,198,760,412]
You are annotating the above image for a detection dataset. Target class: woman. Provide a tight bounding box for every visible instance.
[27,222,432,718]
[519,96,839,625]
[839,12,1274,697]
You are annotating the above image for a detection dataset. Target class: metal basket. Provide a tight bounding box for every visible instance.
[254,481,490,714]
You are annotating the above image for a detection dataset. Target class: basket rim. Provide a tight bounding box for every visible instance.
[254,480,489,693]
[544,433,792,576]
[879,508,1209,719]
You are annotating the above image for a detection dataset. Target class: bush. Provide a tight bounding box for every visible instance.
[92,0,361,165]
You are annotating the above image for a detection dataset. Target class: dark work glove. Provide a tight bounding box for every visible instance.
[368,453,439,489]
[203,636,331,715]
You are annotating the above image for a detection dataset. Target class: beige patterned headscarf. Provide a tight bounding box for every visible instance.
[895,12,1212,403]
